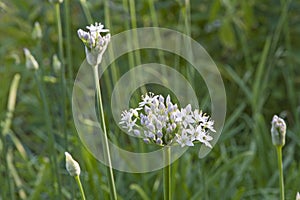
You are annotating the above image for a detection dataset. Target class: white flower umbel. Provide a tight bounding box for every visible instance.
[120,92,215,148]
[77,22,110,66]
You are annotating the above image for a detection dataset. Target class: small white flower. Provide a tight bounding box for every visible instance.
[86,22,109,33]
[202,120,216,132]
[139,92,157,107]
[65,152,80,176]
[119,110,138,132]
[176,130,194,147]
[193,109,207,123]
[175,104,195,128]
[194,125,213,148]
[296,192,300,200]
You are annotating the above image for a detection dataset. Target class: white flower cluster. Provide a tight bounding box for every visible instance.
[77,22,111,66]
[120,93,215,148]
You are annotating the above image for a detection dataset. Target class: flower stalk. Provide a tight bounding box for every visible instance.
[75,175,86,200]
[54,0,68,150]
[120,93,215,200]
[93,64,118,200]
[276,146,284,200]
[271,115,286,200]
[163,147,171,200]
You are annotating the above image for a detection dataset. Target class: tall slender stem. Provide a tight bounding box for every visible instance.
[163,147,171,200]
[92,65,117,200]
[276,146,284,200]
[75,175,86,200]
[64,0,73,82]
[55,2,68,150]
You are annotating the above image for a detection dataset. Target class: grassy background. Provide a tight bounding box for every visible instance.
[1,0,300,199]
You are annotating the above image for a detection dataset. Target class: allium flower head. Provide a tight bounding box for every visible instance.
[23,48,39,70]
[77,22,110,66]
[120,93,215,148]
[271,115,286,147]
[65,152,81,176]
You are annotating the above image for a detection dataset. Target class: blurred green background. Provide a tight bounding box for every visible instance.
[0,0,300,199]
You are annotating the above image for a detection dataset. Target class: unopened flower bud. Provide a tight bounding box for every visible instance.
[52,54,61,73]
[23,48,39,70]
[32,22,42,40]
[65,152,80,176]
[271,115,286,147]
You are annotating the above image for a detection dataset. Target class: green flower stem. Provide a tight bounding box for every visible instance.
[92,65,118,200]
[64,0,73,81]
[276,146,284,200]
[34,71,62,198]
[75,175,86,200]
[163,147,171,200]
[55,2,68,149]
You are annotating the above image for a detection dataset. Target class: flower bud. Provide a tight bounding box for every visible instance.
[271,115,286,147]
[52,54,61,73]
[65,152,80,176]
[32,22,42,40]
[23,48,39,70]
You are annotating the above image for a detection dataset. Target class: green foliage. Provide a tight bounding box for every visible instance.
[1,0,300,199]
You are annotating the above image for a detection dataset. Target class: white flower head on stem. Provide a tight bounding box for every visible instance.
[65,152,81,176]
[120,92,215,148]
[296,192,300,200]
[271,115,286,147]
[23,48,39,70]
[77,22,111,66]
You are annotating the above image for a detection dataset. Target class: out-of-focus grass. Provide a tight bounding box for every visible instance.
[0,0,300,199]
